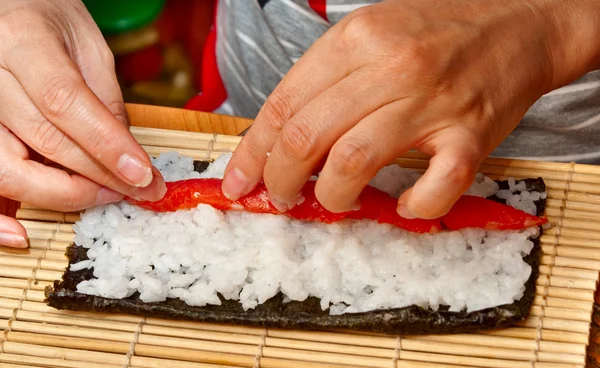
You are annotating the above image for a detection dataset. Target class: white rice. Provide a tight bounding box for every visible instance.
[71,152,545,315]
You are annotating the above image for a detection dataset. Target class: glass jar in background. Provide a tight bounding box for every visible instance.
[83,0,213,107]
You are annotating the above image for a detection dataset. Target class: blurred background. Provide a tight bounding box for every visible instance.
[83,0,214,108]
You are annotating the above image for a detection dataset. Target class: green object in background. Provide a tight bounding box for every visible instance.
[83,0,166,35]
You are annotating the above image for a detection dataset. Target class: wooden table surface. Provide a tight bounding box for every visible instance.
[0,103,598,367]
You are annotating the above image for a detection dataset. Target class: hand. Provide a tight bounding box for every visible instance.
[223,0,600,219]
[0,0,165,248]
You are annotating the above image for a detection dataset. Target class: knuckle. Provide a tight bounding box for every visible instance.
[107,100,128,126]
[96,167,120,188]
[342,8,376,42]
[260,89,295,133]
[0,7,34,39]
[98,44,116,70]
[329,138,374,178]
[86,125,118,155]
[436,154,477,188]
[279,120,320,163]
[33,120,68,157]
[40,76,81,120]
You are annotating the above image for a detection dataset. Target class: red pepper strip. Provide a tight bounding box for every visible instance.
[128,179,547,233]
[440,195,546,231]
[129,178,442,233]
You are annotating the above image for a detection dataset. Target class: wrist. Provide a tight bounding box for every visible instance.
[532,0,600,90]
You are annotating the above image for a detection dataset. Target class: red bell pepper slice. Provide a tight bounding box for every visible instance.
[128,178,547,233]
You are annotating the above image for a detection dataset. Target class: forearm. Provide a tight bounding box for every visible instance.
[533,0,600,90]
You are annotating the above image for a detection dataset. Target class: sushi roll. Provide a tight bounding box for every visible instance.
[46,152,548,335]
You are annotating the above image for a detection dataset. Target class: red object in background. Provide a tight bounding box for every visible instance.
[308,0,328,21]
[184,0,227,113]
[155,0,215,89]
[115,44,164,83]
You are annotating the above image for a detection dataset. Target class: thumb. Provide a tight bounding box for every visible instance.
[398,142,481,220]
[0,213,28,248]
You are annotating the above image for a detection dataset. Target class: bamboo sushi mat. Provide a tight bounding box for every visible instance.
[1,126,600,368]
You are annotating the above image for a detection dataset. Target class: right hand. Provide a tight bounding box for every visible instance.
[0,0,166,248]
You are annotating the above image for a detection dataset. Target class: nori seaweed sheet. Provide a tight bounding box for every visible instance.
[45,162,546,335]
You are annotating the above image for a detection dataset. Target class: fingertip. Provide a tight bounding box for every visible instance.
[130,167,167,201]
[222,167,250,201]
[396,202,416,219]
[0,217,28,248]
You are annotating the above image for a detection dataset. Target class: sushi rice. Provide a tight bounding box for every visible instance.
[72,152,545,315]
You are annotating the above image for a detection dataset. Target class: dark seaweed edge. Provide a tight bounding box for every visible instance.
[45,163,546,336]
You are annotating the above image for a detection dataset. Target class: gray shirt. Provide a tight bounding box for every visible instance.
[215,0,600,164]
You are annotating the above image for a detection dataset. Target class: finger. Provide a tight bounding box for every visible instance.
[314,100,417,213]
[0,131,124,213]
[222,24,358,201]
[2,32,160,190]
[0,69,165,201]
[263,70,401,209]
[398,138,481,219]
[0,214,28,248]
[72,18,128,126]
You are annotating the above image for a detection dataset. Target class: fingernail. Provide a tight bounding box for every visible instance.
[0,232,28,248]
[154,171,167,199]
[222,167,249,200]
[397,205,416,219]
[96,187,125,205]
[269,196,290,213]
[117,154,153,187]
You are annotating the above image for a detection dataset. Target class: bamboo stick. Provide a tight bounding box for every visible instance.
[2,341,127,365]
[481,328,589,345]
[16,209,67,222]
[142,324,264,345]
[538,265,599,280]
[130,356,242,368]
[0,353,120,368]
[138,334,259,356]
[541,255,600,272]
[264,337,393,359]
[0,248,65,261]
[142,146,223,161]
[397,351,582,368]
[0,256,67,272]
[412,334,585,356]
[134,344,256,367]
[517,317,590,334]
[18,220,73,232]
[8,331,131,355]
[539,236,600,249]
[15,310,141,332]
[10,322,132,344]
[535,275,596,290]
[0,308,12,319]
[22,229,73,242]
[533,295,593,313]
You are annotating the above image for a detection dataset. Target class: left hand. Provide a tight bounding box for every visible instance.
[221,0,598,219]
